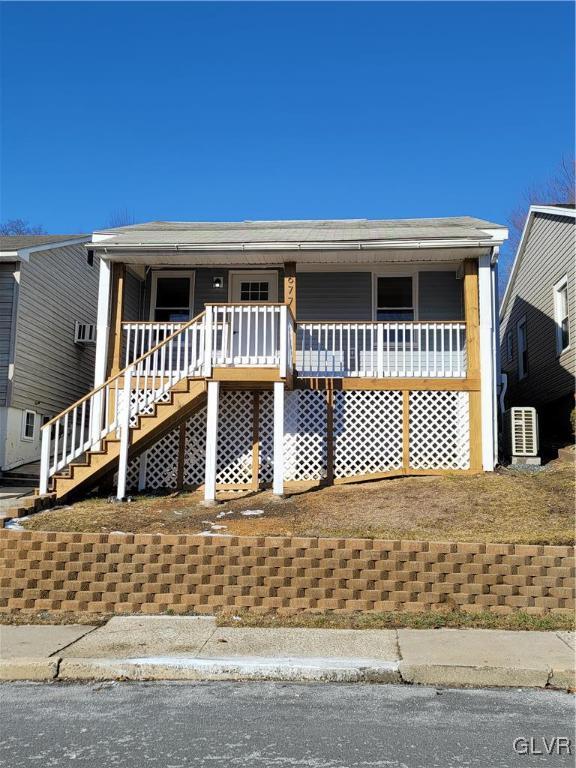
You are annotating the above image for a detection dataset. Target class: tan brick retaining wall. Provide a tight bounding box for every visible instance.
[1,530,574,615]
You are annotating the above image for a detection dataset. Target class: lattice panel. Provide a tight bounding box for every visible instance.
[143,428,180,489]
[333,390,403,478]
[284,390,327,481]
[121,388,170,427]
[258,391,275,483]
[215,391,254,485]
[409,391,470,470]
[183,405,207,487]
[125,457,141,492]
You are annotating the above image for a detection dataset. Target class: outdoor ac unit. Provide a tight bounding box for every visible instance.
[504,407,539,458]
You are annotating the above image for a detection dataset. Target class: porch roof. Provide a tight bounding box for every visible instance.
[91,216,507,250]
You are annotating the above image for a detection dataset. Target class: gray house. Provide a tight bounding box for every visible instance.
[500,205,575,438]
[0,234,97,471]
[37,216,508,503]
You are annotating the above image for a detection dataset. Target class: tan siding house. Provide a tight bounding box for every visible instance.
[500,205,575,437]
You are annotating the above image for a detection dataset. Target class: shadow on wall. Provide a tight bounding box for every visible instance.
[502,296,575,441]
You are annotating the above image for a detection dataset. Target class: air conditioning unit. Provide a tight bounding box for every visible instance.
[504,407,540,464]
[74,321,97,344]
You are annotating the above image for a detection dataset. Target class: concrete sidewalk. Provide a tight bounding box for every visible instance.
[1,617,574,689]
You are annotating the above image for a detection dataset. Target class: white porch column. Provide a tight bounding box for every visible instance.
[203,380,220,505]
[116,366,133,501]
[479,253,496,470]
[91,259,112,447]
[273,381,285,496]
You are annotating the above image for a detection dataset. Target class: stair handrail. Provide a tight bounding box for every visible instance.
[39,310,207,494]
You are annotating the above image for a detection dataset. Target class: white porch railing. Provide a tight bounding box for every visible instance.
[40,312,208,496]
[123,304,292,375]
[296,321,467,377]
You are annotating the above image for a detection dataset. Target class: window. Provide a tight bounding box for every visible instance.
[240,281,269,301]
[554,276,570,354]
[150,272,194,322]
[516,317,528,380]
[505,330,513,362]
[376,276,414,321]
[22,410,36,441]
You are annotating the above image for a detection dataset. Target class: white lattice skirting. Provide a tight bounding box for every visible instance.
[126,389,472,491]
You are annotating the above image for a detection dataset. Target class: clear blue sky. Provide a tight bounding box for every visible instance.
[1,1,574,274]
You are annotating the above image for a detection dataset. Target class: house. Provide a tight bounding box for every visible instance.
[38,217,508,503]
[0,234,96,472]
[500,205,575,439]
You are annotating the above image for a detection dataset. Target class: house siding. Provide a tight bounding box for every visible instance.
[124,270,142,322]
[500,212,575,408]
[297,272,373,320]
[0,263,17,407]
[10,245,100,417]
[418,271,463,320]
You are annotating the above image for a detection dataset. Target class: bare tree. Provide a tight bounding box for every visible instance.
[507,157,575,254]
[107,209,136,229]
[0,218,45,236]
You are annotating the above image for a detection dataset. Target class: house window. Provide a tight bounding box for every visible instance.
[554,276,570,354]
[150,272,194,322]
[516,317,528,380]
[376,276,414,321]
[240,281,269,301]
[22,410,36,441]
[505,330,513,362]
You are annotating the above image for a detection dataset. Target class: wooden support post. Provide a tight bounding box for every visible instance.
[107,263,126,378]
[326,387,334,484]
[203,380,220,505]
[176,421,187,490]
[284,262,297,371]
[463,258,483,470]
[273,381,285,497]
[251,392,260,491]
[402,390,410,471]
[463,259,480,377]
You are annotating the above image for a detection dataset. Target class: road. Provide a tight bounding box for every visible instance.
[0,682,574,767]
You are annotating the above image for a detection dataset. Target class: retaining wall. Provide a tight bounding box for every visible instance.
[0,530,573,615]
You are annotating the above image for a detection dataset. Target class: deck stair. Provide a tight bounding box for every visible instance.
[40,312,210,502]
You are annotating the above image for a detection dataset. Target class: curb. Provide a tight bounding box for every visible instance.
[0,657,60,681]
[58,657,402,683]
[0,656,573,689]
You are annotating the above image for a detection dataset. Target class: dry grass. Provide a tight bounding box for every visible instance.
[1,609,572,632]
[22,459,575,545]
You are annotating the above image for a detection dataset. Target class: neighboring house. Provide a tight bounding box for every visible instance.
[38,217,507,502]
[500,205,575,438]
[0,234,97,471]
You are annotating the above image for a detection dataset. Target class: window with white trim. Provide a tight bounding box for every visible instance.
[505,330,513,362]
[22,410,36,441]
[376,276,414,321]
[516,317,528,380]
[554,276,570,354]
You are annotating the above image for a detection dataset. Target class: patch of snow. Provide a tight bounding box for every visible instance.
[4,519,25,530]
[240,509,265,517]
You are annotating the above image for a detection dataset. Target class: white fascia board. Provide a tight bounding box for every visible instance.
[0,251,19,261]
[529,205,576,219]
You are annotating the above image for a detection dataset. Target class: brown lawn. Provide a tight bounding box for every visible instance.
[22,457,575,545]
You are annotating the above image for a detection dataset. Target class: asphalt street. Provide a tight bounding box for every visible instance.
[0,681,574,768]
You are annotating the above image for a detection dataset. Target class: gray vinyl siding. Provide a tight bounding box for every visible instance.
[297,272,373,321]
[10,245,100,416]
[0,263,17,406]
[500,212,575,406]
[418,271,463,320]
[124,271,143,321]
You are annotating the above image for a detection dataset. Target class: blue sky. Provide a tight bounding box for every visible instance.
[1,1,574,275]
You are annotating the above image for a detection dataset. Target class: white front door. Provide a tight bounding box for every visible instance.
[229,271,279,303]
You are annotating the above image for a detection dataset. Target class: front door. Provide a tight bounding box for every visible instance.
[228,271,279,363]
